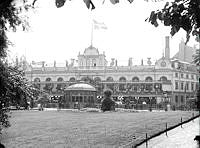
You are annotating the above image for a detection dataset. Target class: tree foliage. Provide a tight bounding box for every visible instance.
[147,0,200,43]
[0,0,34,132]
[0,61,35,131]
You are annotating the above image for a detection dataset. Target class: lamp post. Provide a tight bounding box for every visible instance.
[149,97,152,112]
[135,96,139,110]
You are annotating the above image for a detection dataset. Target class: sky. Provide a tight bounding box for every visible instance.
[7,0,198,66]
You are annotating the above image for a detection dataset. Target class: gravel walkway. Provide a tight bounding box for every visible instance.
[138,117,200,148]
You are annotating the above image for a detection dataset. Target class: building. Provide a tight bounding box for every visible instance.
[24,36,199,109]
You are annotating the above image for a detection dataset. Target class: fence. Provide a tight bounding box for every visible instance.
[132,113,200,148]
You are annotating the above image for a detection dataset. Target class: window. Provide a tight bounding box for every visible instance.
[181,74,184,78]
[181,82,184,90]
[75,96,79,102]
[175,96,178,103]
[175,82,179,90]
[191,83,194,91]
[175,73,178,78]
[186,74,189,79]
[84,96,87,103]
[132,77,139,82]
[191,75,194,79]
[80,96,83,102]
[181,96,184,103]
[145,77,153,82]
[186,83,189,90]
[72,96,75,102]
[160,76,168,81]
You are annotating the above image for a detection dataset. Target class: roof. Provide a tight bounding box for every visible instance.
[84,45,99,56]
[172,41,196,63]
[65,83,96,91]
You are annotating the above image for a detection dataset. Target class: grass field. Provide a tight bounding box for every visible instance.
[0,110,198,148]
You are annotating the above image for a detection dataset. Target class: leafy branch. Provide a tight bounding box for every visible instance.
[146,0,200,43]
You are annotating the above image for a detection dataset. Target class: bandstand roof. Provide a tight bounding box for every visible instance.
[65,83,96,91]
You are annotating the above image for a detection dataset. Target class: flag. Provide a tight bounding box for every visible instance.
[93,20,107,30]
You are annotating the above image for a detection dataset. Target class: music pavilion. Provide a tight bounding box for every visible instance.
[25,36,198,109]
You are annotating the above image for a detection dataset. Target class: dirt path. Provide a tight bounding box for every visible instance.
[138,117,200,148]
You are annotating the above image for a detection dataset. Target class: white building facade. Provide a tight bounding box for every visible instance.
[24,37,199,109]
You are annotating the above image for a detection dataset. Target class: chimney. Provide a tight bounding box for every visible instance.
[178,39,185,61]
[165,36,170,59]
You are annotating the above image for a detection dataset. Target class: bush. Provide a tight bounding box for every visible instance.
[101,89,115,112]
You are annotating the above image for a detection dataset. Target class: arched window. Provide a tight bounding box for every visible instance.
[105,77,114,91]
[56,77,64,91]
[81,77,89,82]
[44,78,54,92]
[106,77,114,82]
[119,77,126,82]
[132,77,139,82]
[94,77,101,82]
[34,78,40,82]
[69,77,76,82]
[160,76,167,82]
[119,77,126,92]
[57,77,64,82]
[46,77,52,82]
[145,76,153,82]
[80,77,94,84]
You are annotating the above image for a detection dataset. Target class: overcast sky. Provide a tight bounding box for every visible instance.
[7,0,197,66]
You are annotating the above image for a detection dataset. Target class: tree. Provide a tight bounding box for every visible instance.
[147,0,200,43]
[101,89,115,112]
[0,0,34,133]
[193,47,200,111]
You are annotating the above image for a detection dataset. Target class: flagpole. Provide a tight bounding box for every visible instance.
[91,19,93,47]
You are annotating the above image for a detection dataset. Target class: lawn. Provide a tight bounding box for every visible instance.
[0,110,198,148]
